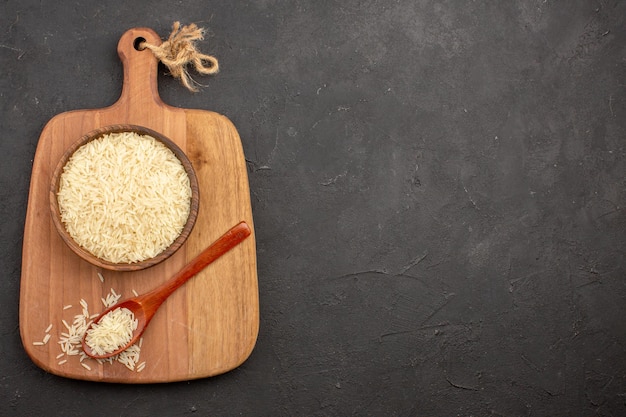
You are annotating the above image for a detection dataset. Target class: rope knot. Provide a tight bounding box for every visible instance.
[141,22,219,92]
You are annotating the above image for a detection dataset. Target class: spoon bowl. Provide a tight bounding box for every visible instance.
[81,299,148,358]
[82,221,251,359]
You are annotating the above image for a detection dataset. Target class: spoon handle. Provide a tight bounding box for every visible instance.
[140,221,252,315]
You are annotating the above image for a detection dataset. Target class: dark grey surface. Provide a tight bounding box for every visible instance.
[2,1,625,416]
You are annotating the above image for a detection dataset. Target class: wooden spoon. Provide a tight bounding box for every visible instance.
[81,221,251,359]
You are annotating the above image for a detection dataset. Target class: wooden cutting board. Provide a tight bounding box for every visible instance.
[19,27,259,383]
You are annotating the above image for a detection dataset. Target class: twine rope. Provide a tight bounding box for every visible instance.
[140,22,219,92]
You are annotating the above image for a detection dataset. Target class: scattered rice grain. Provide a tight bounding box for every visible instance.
[50,288,145,372]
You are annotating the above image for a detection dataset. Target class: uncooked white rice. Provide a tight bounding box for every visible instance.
[102,288,122,308]
[57,131,192,264]
[84,307,138,356]
[45,324,53,333]
[46,283,146,372]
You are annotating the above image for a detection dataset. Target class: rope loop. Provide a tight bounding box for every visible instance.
[141,22,219,92]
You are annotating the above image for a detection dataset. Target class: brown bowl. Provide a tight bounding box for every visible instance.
[50,124,200,272]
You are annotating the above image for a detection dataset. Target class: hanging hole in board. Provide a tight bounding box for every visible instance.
[133,37,147,51]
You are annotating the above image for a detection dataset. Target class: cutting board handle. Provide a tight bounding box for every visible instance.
[115,28,164,110]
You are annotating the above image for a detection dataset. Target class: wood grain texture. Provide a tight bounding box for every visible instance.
[19,27,258,383]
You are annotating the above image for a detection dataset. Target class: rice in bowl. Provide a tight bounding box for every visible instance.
[56,131,192,264]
